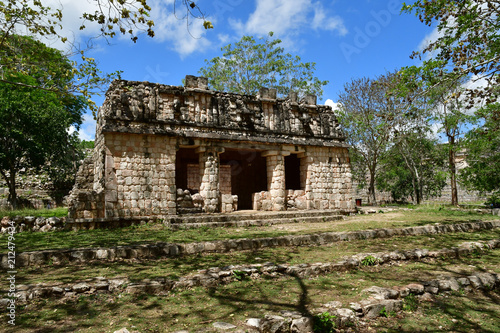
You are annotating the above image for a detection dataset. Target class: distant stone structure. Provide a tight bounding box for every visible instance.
[68,76,354,227]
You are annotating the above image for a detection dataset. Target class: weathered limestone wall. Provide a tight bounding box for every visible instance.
[303,147,353,210]
[68,76,354,226]
[98,78,344,146]
[104,133,177,218]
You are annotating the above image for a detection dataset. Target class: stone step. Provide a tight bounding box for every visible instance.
[169,209,345,224]
[169,214,344,230]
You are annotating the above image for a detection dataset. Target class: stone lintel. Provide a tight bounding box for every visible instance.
[261,150,279,157]
[262,150,290,157]
[195,146,225,154]
[297,152,310,159]
[282,145,306,154]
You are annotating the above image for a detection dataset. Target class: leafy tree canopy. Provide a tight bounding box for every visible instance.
[461,103,500,196]
[337,73,401,204]
[0,35,86,208]
[402,0,500,106]
[0,0,212,112]
[199,32,328,98]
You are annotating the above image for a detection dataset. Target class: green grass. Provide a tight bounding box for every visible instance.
[0,207,499,333]
[8,229,500,288]
[2,249,498,333]
[0,207,68,218]
[3,206,498,253]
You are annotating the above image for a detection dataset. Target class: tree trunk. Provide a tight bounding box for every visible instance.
[7,169,17,209]
[449,140,459,206]
[415,169,422,205]
[368,169,377,206]
[410,174,418,205]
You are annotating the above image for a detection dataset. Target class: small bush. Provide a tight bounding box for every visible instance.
[361,255,378,266]
[485,192,500,208]
[313,312,336,333]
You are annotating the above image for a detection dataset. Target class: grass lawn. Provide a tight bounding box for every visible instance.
[0,207,68,218]
[0,206,498,332]
[2,250,498,333]
[3,206,499,253]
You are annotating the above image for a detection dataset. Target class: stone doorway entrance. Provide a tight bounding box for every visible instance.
[220,149,267,210]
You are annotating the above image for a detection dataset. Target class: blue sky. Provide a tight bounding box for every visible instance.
[57,0,436,141]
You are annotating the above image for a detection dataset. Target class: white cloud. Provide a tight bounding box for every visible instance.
[39,0,104,51]
[149,0,211,57]
[75,113,97,141]
[312,4,348,35]
[230,0,347,39]
[33,0,209,57]
[418,26,443,54]
[325,99,340,110]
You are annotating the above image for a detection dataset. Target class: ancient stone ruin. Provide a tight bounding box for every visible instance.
[68,75,354,228]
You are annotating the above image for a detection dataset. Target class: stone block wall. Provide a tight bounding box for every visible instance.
[103,133,177,218]
[252,147,353,212]
[68,157,105,220]
[186,164,200,191]
[68,76,355,226]
[286,190,307,210]
[302,147,353,210]
[221,194,238,213]
[219,165,232,195]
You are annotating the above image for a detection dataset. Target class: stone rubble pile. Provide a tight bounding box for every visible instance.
[0,216,64,233]
[240,271,499,333]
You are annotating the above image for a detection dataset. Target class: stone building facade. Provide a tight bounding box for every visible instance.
[68,76,354,227]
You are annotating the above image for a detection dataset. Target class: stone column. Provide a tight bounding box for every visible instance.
[262,150,288,211]
[298,152,314,210]
[197,146,224,213]
[104,147,118,218]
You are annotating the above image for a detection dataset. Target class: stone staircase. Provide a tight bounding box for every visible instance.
[166,209,346,230]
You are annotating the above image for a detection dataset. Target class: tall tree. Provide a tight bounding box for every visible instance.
[402,1,500,205]
[337,74,397,205]
[0,0,212,112]
[402,0,500,105]
[377,134,447,204]
[0,36,85,208]
[398,66,472,206]
[199,32,328,98]
[461,103,500,202]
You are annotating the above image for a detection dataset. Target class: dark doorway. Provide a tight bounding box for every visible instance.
[175,148,199,193]
[220,149,267,210]
[285,154,301,190]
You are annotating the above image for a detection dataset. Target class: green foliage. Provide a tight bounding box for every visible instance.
[232,270,249,281]
[461,103,500,201]
[0,0,211,114]
[484,193,500,209]
[337,72,400,204]
[0,36,85,208]
[403,293,419,312]
[0,207,68,218]
[379,306,396,318]
[313,312,336,333]
[199,32,328,98]
[361,255,378,266]
[402,0,500,105]
[79,140,95,150]
[377,136,447,203]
